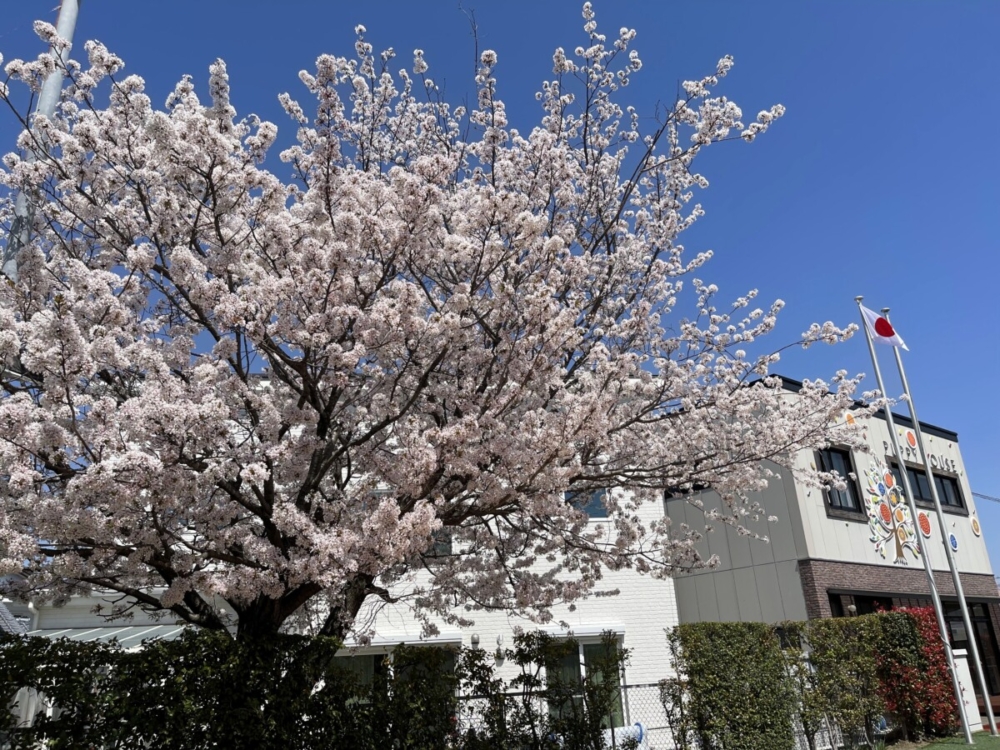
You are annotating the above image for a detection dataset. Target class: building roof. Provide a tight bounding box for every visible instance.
[0,601,28,635]
[774,375,958,441]
[24,624,185,650]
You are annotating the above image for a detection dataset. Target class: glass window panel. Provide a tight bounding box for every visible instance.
[547,642,625,728]
[565,488,609,518]
[934,475,963,508]
[336,654,375,685]
[582,643,625,728]
[547,648,583,720]
[818,449,859,511]
[915,470,932,501]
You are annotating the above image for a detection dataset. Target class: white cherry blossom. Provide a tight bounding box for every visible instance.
[0,8,862,640]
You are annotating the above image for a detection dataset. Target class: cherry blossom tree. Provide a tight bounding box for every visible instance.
[0,6,861,640]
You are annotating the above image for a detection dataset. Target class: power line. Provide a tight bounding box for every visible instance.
[973,491,1000,504]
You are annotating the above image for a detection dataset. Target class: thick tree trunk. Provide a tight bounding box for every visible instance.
[236,596,288,640]
[320,574,374,641]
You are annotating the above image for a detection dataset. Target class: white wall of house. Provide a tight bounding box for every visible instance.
[351,557,680,687]
[348,491,682,687]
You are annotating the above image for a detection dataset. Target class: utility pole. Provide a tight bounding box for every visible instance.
[2,0,82,282]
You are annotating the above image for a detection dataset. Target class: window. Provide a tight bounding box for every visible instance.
[428,528,452,557]
[332,646,457,699]
[565,488,608,519]
[890,464,965,509]
[816,448,861,513]
[331,652,388,695]
[935,474,964,509]
[547,639,624,729]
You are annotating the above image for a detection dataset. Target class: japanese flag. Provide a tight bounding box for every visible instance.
[860,304,908,351]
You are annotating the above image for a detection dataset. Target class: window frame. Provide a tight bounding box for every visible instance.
[889,461,967,515]
[815,447,865,520]
[544,636,625,729]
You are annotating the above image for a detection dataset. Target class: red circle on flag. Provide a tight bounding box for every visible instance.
[874,317,895,338]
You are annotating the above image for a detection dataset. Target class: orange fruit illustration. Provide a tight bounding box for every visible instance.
[880,503,892,526]
[918,513,932,537]
[884,472,894,488]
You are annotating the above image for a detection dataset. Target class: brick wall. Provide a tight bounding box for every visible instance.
[799,559,1000,619]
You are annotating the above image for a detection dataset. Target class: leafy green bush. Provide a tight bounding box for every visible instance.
[664,609,959,750]
[800,617,884,748]
[666,622,797,750]
[0,629,630,750]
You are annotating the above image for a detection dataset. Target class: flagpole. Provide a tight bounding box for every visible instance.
[856,297,974,744]
[2,0,82,282]
[883,308,997,736]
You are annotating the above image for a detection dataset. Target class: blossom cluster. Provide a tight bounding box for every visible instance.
[0,6,861,638]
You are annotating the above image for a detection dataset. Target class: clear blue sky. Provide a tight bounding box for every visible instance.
[2,1,999,572]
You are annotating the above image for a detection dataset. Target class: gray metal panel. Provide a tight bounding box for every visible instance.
[694,574,720,622]
[775,463,809,559]
[707,522,731,571]
[763,475,798,563]
[691,494,719,566]
[748,532,777,567]
[713,571,741,622]
[775,560,808,621]
[752,565,784,624]
[732,567,763,622]
[725,519,753,570]
[673,577,700,624]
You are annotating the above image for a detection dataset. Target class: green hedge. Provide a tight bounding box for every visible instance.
[664,622,796,750]
[662,608,959,750]
[0,629,632,750]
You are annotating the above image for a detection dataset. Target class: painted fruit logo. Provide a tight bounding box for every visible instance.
[917,511,932,538]
[972,515,982,537]
[867,457,920,564]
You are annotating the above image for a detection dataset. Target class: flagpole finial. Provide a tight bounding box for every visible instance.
[881,307,890,315]
[854,296,863,303]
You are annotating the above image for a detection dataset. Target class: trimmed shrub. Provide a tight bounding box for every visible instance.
[664,608,960,749]
[667,621,797,750]
[0,629,631,750]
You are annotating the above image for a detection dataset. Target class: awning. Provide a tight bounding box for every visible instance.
[24,624,185,650]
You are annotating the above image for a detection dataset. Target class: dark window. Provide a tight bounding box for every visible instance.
[565,488,608,519]
[547,641,624,728]
[890,464,964,509]
[829,593,845,618]
[429,529,452,557]
[854,595,892,615]
[816,448,861,512]
[934,474,964,508]
[332,652,388,689]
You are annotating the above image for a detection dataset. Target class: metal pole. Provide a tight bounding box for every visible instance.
[884,307,997,735]
[856,297,974,744]
[2,0,82,282]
